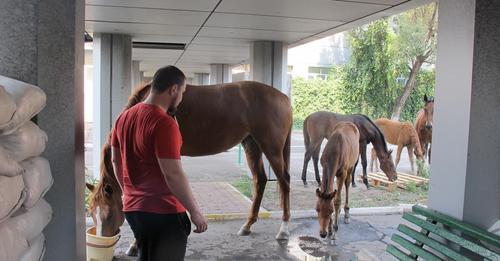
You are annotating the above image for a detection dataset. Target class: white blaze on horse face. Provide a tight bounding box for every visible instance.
[96,206,103,236]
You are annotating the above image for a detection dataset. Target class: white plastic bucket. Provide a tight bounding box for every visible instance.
[86,226,120,261]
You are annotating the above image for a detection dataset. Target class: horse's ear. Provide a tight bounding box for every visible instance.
[424,94,428,103]
[86,183,95,192]
[327,190,336,200]
[104,184,113,197]
[316,188,321,198]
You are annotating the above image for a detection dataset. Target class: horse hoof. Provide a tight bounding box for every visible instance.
[125,246,138,257]
[275,230,290,240]
[237,228,251,236]
[302,180,308,186]
[344,217,350,224]
[351,182,357,188]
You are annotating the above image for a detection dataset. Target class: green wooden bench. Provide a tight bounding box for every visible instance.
[386,204,500,261]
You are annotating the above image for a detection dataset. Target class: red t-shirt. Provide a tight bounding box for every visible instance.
[111,103,186,214]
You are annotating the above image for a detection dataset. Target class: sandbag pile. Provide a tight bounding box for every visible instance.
[0,75,52,261]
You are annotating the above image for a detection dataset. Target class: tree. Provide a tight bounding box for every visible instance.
[337,19,395,119]
[390,3,438,120]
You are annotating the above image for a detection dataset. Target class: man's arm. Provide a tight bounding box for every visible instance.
[111,146,124,192]
[157,158,207,233]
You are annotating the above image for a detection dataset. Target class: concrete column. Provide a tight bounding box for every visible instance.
[92,33,132,178]
[250,41,289,96]
[193,73,209,85]
[131,60,141,93]
[250,41,289,180]
[429,0,500,231]
[0,0,85,260]
[210,64,232,84]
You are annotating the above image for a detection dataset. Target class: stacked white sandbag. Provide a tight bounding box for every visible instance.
[0,75,52,261]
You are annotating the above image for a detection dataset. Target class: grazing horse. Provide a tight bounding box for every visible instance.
[315,121,359,242]
[370,118,424,174]
[87,81,293,255]
[301,112,397,188]
[415,95,434,163]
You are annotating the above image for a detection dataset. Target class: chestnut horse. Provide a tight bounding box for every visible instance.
[302,112,397,188]
[315,121,359,242]
[370,118,424,174]
[87,81,293,251]
[415,95,434,163]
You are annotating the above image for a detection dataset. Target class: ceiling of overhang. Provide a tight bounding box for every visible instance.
[85,0,433,77]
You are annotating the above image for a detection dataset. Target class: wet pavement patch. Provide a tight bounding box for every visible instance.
[297,236,328,257]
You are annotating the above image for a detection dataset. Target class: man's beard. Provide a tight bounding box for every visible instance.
[167,106,177,116]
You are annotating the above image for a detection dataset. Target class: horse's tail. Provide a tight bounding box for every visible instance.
[302,116,311,149]
[89,139,115,214]
[283,126,292,173]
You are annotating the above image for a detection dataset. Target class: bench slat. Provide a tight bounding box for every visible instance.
[403,213,500,259]
[398,224,472,261]
[386,245,416,261]
[392,234,442,261]
[413,205,500,248]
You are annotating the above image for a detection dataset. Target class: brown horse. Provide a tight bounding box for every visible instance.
[87,81,293,245]
[370,118,424,174]
[315,121,359,242]
[415,95,434,163]
[302,111,397,188]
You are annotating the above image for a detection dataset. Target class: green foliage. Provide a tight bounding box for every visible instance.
[406,181,418,193]
[416,160,430,178]
[291,4,437,123]
[291,74,343,129]
[231,175,253,199]
[85,167,97,213]
[337,19,397,119]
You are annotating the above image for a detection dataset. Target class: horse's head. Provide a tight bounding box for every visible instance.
[87,181,124,237]
[315,188,336,238]
[380,149,398,181]
[423,95,434,130]
[86,143,125,237]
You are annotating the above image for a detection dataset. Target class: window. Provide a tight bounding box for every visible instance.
[308,66,331,80]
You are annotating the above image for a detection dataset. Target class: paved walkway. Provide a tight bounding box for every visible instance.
[111,213,408,260]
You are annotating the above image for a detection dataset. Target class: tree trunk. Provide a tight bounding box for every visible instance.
[391,58,424,120]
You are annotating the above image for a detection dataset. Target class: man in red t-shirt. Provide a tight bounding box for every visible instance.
[111,65,207,261]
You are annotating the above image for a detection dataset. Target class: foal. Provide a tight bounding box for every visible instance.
[315,122,359,242]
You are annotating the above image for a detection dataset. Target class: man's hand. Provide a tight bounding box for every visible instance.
[190,211,208,233]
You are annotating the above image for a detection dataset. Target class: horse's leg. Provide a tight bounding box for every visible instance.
[395,145,403,171]
[238,137,267,236]
[369,148,376,172]
[344,169,351,224]
[126,239,138,256]
[332,173,345,242]
[350,159,359,187]
[301,145,313,185]
[265,151,291,240]
[407,146,415,174]
[423,142,429,164]
[428,143,432,164]
[359,142,370,189]
[312,142,322,186]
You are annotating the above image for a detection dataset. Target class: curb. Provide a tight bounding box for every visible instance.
[85,204,413,225]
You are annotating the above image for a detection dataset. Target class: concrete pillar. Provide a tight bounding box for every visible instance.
[250,41,289,96]
[92,33,132,178]
[193,73,209,85]
[250,41,289,180]
[210,64,232,84]
[429,0,500,231]
[131,60,141,93]
[1,0,86,260]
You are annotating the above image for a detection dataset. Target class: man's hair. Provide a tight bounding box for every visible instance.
[151,65,186,93]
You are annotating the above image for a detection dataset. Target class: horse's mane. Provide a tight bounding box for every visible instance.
[359,114,390,153]
[88,82,152,213]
